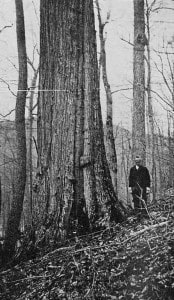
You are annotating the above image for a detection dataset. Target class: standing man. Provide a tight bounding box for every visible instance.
[129,155,150,214]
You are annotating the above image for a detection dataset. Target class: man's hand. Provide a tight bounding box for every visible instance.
[146,187,150,194]
[128,187,132,194]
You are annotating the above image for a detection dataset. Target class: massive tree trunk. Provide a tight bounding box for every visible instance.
[35,0,123,241]
[96,0,118,195]
[35,0,79,239]
[3,0,27,258]
[132,0,146,165]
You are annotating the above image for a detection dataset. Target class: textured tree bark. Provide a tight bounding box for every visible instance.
[146,2,156,200]
[3,0,27,258]
[83,0,120,223]
[36,0,79,239]
[36,0,123,241]
[82,0,97,223]
[133,0,146,165]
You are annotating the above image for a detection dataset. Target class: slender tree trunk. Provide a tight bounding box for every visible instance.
[2,153,6,237]
[146,2,156,200]
[167,112,174,187]
[0,177,1,216]
[3,0,27,259]
[171,63,174,187]
[35,0,123,242]
[25,68,39,227]
[96,0,118,195]
[157,129,163,193]
[121,134,130,205]
[133,0,146,165]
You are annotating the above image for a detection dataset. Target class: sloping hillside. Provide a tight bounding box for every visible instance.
[0,197,174,300]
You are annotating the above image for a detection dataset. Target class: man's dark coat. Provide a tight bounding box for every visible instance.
[129,165,150,201]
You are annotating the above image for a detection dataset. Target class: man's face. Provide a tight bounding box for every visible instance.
[135,159,141,166]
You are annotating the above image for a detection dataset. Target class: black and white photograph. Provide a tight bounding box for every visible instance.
[0,0,174,299]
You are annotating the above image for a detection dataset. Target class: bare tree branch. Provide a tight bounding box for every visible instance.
[152,48,174,55]
[27,56,36,72]
[32,0,39,27]
[6,58,19,72]
[32,102,38,111]
[0,24,13,33]
[0,109,15,118]
[151,89,174,110]
[120,37,134,47]
[0,78,17,97]
[149,0,158,10]
[152,7,174,12]
[111,87,132,95]
[32,44,38,65]
[154,55,173,95]
[165,46,174,88]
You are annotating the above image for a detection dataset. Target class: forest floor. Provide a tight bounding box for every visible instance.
[0,196,174,300]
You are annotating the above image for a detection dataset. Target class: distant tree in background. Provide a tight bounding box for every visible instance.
[3,0,27,259]
[96,0,118,196]
[155,44,174,188]
[23,60,39,228]
[132,0,146,164]
[0,122,14,235]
